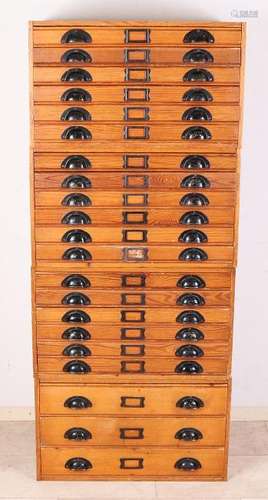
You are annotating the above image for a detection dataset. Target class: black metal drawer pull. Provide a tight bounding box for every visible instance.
[176,328,204,341]
[61,68,92,82]
[179,248,208,261]
[62,327,91,340]
[175,361,203,374]
[64,427,92,441]
[180,155,210,170]
[61,88,92,102]
[62,248,92,261]
[65,457,92,470]
[175,457,201,470]
[175,427,203,441]
[183,68,213,82]
[175,345,204,357]
[181,175,210,188]
[182,107,212,121]
[176,395,204,409]
[61,274,90,288]
[63,344,91,357]
[61,155,91,170]
[61,49,92,63]
[62,193,91,207]
[62,175,91,188]
[61,212,91,224]
[179,229,208,244]
[177,293,205,306]
[62,310,91,323]
[182,126,211,140]
[176,310,204,324]
[61,107,91,121]
[125,29,151,43]
[183,49,213,63]
[177,275,205,289]
[62,126,91,140]
[61,29,92,44]
[64,395,92,409]
[62,292,90,305]
[184,29,214,44]
[180,194,209,206]
[183,88,212,102]
[180,211,208,225]
[63,360,91,373]
[121,396,145,408]
[62,229,91,243]
[120,428,144,439]
[120,458,144,469]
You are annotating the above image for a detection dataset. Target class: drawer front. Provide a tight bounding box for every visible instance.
[34,104,239,122]
[34,123,238,142]
[33,66,240,84]
[34,270,233,289]
[34,171,237,189]
[35,226,234,245]
[33,47,240,65]
[40,446,225,478]
[36,323,230,342]
[39,383,228,415]
[33,85,240,104]
[36,306,231,323]
[33,26,241,46]
[40,415,226,446]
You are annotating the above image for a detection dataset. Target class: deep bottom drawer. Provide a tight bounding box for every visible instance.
[40,415,227,447]
[40,446,226,478]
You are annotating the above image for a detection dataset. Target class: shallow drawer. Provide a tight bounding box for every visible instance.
[34,269,233,289]
[34,171,237,190]
[36,323,230,342]
[40,446,225,478]
[33,66,240,84]
[33,85,240,104]
[37,340,229,357]
[33,47,240,65]
[34,103,239,122]
[34,122,238,142]
[39,415,227,447]
[35,306,231,323]
[35,243,234,264]
[35,191,236,208]
[33,26,241,46]
[39,383,228,415]
[35,207,235,225]
[35,226,234,245]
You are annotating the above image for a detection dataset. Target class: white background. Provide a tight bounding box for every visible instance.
[0,0,267,409]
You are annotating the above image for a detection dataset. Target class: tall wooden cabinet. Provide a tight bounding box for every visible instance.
[30,20,245,480]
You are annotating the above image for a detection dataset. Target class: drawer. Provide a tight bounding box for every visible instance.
[34,171,238,190]
[35,243,234,263]
[39,415,227,447]
[35,306,231,323]
[40,446,225,478]
[35,191,236,208]
[33,66,240,84]
[37,340,229,357]
[35,226,234,245]
[34,104,240,122]
[34,122,238,142]
[34,152,238,172]
[33,85,240,104]
[36,323,230,342]
[34,270,233,289]
[33,26,241,46]
[34,207,235,225]
[39,383,228,415]
[36,288,231,306]
[33,47,240,65]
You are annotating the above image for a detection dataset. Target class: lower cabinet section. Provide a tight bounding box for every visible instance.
[40,446,226,480]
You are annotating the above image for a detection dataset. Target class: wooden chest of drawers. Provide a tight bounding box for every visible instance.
[29,20,245,481]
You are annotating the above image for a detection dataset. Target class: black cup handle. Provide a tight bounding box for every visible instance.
[177,275,206,289]
[61,49,92,63]
[179,211,209,224]
[61,68,92,82]
[179,230,208,244]
[62,175,91,188]
[62,310,91,323]
[64,395,92,408]
[176,328,205,341]
[182,107,212,121]
[180,155,210,170]
[179,248,208,261]
[61,88,92,103]
[175,457,201,470]
[183,88,213,102]
[63,360,91,373]
[180,194,209,206]
[175,361,203,374]
[176,395,204,409]
[62,292,90,305]
[62,248,92,261]
[183,69,213,82]
[181,175,210,188]
[63,344,91,356]
[175,428,203,441]
[62,126,92,140]
[177,293,205,306]
[61,155,91,170]
[182,126,211,140]
[62,327,91,340]
[183,49,213,62]
[61,274,90,288]
[61,211,91,224]
[176,310,205,323]
[62,194,91,207]
[61,29,92,44]
[64,427,92,440]
[65,457,92,470]
[61,107,91,121]
[175,344,204,357]
[62,229,92,243]
[183,29,214,43]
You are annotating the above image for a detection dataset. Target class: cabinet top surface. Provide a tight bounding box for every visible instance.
[30,20,244,28]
